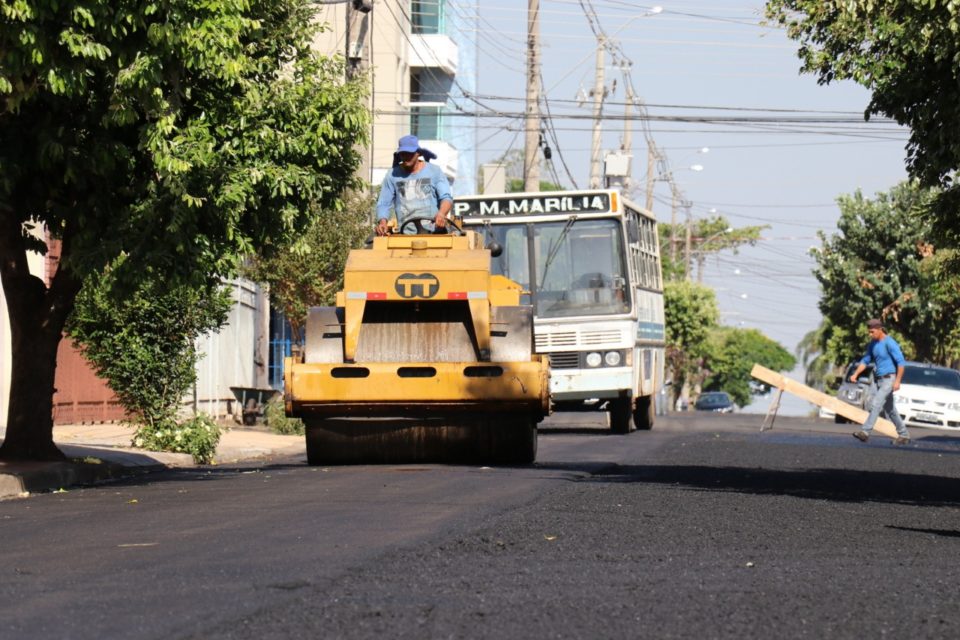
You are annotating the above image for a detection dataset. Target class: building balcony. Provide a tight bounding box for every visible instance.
[409,33,458,76]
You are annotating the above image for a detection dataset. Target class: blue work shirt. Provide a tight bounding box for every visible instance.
[859,336,905,377]
[375,162,452,226]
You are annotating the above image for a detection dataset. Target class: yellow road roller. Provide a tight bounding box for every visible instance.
[284,219,549,465]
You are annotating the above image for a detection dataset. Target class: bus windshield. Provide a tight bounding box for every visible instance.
[487,218,631,318]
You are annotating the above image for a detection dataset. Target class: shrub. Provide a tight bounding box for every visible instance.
[264,398,305,436]
[68,262,233,432]
[133,414,222,464]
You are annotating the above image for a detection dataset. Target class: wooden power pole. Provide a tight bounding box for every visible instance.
[589,38,605,188]
[524,0,541,192]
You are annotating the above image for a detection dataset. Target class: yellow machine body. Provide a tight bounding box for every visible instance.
[285,230,549,464]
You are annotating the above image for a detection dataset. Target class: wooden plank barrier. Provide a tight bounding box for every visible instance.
[750,363,897,439]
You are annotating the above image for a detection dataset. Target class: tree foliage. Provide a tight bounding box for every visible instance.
[812,182,960,365]
[663,281,719,402]
[507,178,565,193]
[796,321,840,391]
[659,215,765,282]
[765,1,960,240]
[244,195,372,343]
[690,216,766,282]
[703,327,796,406]
[68,264,233,432]
[2,0,368,280]
[0,0,369,460]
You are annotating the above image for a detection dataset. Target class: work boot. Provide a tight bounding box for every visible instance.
[852,431,869,443]
[894,436,910,445]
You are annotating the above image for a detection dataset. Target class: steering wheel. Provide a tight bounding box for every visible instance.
[398,217,464,236]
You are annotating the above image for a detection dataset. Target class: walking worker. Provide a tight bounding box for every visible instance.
[375,134,453,236]
[850,318,911,444]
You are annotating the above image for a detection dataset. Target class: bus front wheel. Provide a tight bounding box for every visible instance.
[633,395,654,430]
[609,397,634,434]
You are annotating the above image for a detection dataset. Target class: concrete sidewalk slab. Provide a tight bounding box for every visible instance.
[215,428,305,464]
[0,422,306,500]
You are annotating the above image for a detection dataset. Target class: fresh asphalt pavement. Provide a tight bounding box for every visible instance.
[2,411,960,639]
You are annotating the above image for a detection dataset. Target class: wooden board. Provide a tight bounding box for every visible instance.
[751,364,897,439]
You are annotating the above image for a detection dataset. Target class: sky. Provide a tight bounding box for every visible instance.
[462,0,911,415]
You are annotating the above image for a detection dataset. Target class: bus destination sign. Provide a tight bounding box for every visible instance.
[454,193,612,218]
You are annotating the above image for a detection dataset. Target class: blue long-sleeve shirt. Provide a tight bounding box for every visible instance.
[375,163,452,224]
[859,336,905,376]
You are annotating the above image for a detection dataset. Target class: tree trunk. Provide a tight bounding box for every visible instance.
[1,314,66,461]
[0,216,82,461]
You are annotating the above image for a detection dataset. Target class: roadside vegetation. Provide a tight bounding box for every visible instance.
[659,217,794,408]
[264,399,305,437]
[244,194,373,345]
[67,264,233,463]
[798,182,960,389]
[766,1,960,383]
[664,280,795,409]
[0,0,369,461]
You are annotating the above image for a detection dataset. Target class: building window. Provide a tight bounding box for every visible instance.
[412,0,444,34]
[410,69,449,103]
[411,106,443,140]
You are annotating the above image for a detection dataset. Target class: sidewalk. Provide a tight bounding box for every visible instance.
[0,422,306,500]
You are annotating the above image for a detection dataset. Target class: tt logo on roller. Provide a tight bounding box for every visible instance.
[395,273,440,299]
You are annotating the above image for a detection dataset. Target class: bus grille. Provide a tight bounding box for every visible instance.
[535,330,577,348]
[536,328,625,349]
[547,352,580,369]
[581,329,624,345]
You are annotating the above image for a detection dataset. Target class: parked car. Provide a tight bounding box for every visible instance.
[895,362,960,430]
[694,391,734,413]
[834,362,874,423]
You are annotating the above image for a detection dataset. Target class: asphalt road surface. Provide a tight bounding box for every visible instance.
[3,412,960,639]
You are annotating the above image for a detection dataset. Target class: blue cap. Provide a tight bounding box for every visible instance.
[396,135,420,154]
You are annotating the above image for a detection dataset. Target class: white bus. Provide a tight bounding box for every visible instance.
[455,189,665,432]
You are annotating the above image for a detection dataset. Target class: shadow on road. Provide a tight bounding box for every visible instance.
[585,463,960,508]
[885,525,960,538]
[538,427,614,436]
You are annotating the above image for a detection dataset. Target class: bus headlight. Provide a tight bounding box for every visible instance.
[585,352,602,367]
[604,351,622,367]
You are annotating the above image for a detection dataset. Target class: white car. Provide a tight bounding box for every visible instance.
[894,362,960,430]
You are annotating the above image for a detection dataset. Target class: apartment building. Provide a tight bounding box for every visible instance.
[312,0,477,195]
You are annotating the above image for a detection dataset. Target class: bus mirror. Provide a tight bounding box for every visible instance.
[488,242,503,257]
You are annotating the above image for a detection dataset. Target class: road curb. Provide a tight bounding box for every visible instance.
[0,458,164,500]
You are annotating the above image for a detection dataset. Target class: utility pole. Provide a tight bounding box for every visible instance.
[345,1,372,187]
[524,0,541,192]
[589,37,605,188]
[684,202,693,280]
[345,1,351,77]
[669,186,677,265]
[621,85,633,156]
[645,146,656,212]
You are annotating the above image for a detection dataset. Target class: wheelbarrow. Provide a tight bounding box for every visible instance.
[229,387,280,426]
